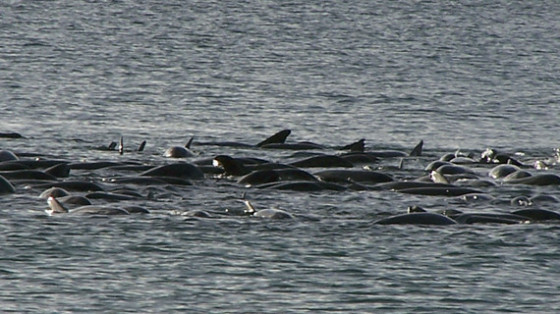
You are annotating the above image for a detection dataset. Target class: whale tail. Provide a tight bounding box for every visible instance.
[409,140,423,156]
[256,129,291,147]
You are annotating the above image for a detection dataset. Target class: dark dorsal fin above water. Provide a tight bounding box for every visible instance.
[137,140,146,152]
[44,163,71,178]
[340,139,365,152]
[107,141,117,150]
[256,129,291,147]
[185,136,194,149]
[409,140,423,156]
[0,175,16,194]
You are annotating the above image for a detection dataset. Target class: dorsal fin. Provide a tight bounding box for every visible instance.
[107,141,117,150]
[137,140,146,152]
[242,200,256,214]
[430,171,449,184]
[341,139,365,152]
[409,140,423,156]
[238,192,256,215]
[408,205,427,213]
[118,137,124,155]
[256,129,291,147]
[185,137,194,149]
[47,196,69,215]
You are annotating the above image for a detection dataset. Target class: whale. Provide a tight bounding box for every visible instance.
[256,180,347,192]
[370,181,454,191]
[239,199,294,219]
[360,140,423,158]
[0,162,29,171]
[314,169,393,184]
[237,168,317,186]
[408,206,530,224]
[46,196,129,216]
[502,170,532,182]
[105,176,191,186]
[338,138,366,152]
[338,152,379,164]
[0,175,15,194]
[44,163,71,178]
[32,181,105,192]
[0,150,19,162]
[435,164,476,176]
[507,174,560,185]
[58,195,93,206]
[1,159,69,169]
[260,136,369,152]
[140,163,204,180]
[164,137,195,158]
[69,161,129,170]
[480,148,524,166]
[289,155,354,168]
[85,191,140,201]
[425,160,452,172]
[529,194,559,204]
[255,129,292,147]
[0,132,23,139]
[397,186,484,197]
[373,212,457,225]
[212,155,291,176]
[511,209,560,221]
[259,142,326,150]
[488,164,520,179]
[451,213,528,224]
[0,170,58,181]
[122,205,150,214]
[39,187,70,199]
[196,129,291,148]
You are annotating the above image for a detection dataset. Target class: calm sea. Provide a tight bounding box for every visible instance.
[1,0,560,312]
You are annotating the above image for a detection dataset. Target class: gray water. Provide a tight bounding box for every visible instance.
[2,0,560,312]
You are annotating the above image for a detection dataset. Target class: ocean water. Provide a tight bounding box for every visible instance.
[1,0,560,312]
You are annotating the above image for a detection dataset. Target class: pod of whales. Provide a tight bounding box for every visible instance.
[2,130,560,228]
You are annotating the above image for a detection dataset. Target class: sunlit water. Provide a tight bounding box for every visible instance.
[2,0,560,312]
